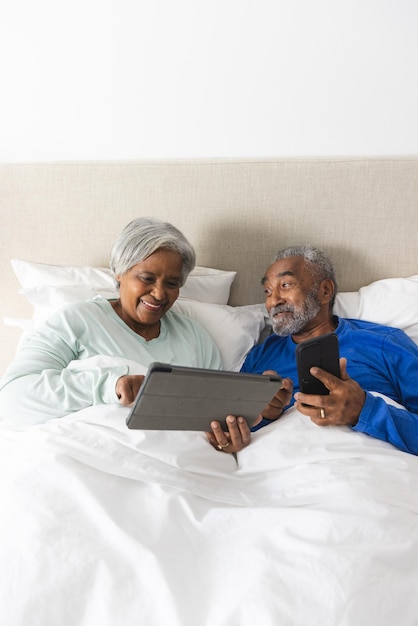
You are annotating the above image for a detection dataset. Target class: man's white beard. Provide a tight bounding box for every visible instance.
[269,289,321,337]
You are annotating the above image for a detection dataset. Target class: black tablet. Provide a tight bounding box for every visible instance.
[126,362,283,431]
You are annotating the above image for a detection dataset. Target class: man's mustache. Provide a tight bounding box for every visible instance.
[269,305,294,317]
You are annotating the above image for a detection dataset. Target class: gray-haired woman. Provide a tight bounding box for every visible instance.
[0,218,223,426]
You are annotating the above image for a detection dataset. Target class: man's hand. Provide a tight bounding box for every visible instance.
[116,375,145,406]
[258,372,294,421]
[294,358,366,426]
[206,415,252,453]
[206,372,293,453]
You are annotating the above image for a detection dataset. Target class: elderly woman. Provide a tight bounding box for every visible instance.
[0,218,223,426]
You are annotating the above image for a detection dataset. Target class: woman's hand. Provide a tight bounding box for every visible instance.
[116,375,145,406]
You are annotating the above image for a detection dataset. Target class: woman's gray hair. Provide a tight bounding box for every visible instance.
[110,217,196,284]
[274,245,338,305]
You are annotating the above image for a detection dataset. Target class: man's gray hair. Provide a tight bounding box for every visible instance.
[274,245,338,305]
[110,217,196,284]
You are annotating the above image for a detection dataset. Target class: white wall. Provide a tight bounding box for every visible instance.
[1,0,417,161]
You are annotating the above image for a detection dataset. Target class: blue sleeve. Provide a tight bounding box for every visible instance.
[354,393,418,455]
[353,330,418,455]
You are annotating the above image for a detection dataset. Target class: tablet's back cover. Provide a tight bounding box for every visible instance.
[126,363,282,431]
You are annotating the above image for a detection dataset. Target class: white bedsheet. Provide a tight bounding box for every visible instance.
[1,402,418,626]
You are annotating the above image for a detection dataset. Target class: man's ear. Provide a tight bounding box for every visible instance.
[320,279,335,304]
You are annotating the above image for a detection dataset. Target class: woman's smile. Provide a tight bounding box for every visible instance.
[138,299,166,313]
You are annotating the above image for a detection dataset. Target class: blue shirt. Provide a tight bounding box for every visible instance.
[241,318,418,455]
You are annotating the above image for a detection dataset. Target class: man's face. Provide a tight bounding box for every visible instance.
[262,256,321,336]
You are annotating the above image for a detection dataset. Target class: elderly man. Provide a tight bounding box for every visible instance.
[207,245,418,455]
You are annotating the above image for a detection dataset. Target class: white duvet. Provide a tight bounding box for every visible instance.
[1,392,418,625]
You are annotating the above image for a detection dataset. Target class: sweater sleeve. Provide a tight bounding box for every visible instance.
[0,311,129,425]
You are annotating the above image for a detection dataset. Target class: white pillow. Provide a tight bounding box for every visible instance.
[333,275,418,345]
[333,291,361,319]
[173,299,265,371]
[11,259,236,305]
[8,260,261,371]
[19,285,118,323]
[358,275,418,345]
[180,266,236,304]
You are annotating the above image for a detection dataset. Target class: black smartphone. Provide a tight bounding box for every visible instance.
[295,333,341,395]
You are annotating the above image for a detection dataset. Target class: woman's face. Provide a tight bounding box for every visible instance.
[115,248,183,338]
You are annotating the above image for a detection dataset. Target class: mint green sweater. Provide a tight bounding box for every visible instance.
[0,297,222,425]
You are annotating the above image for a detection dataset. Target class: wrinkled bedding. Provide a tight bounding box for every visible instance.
[1,396,418,626]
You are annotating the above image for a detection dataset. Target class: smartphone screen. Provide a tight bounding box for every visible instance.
[295,333,340,395]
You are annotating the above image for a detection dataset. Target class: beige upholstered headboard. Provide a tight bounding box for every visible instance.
[1,157,417,375]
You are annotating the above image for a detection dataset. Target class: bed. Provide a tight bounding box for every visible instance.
[0,157,418,625]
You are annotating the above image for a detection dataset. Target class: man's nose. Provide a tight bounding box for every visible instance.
[268,286,285,306]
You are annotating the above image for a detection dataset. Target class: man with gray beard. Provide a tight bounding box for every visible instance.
[207,245,418,456]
